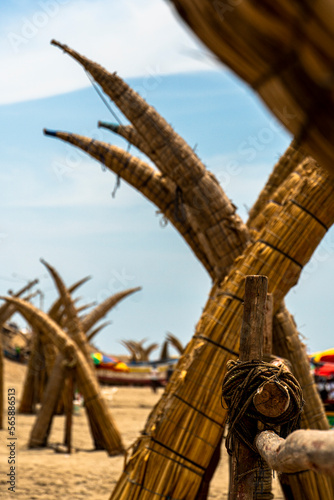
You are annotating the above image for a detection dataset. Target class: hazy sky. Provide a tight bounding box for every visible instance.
[1,0,333,357]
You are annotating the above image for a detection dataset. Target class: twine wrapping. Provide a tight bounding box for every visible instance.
[222,360,304,454]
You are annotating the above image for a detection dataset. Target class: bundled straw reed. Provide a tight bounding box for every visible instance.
[19,276,90,414]
[44,129,216,278]
[247,139,307,229]
[273,303,334,499]
[0,331,3,429]
[50,41,250,279]
[169,0,334,178]
[97,122,164,169]
[246,143,333,498]
[2,297,124,455]
[110,159,334,498]
[41,260,93,365]
[19,330,40,414]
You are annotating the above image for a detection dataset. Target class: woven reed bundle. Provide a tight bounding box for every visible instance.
[18,330,40,414]
[41,260,93,366]
[1,281,39,415]
[0,279,39,325]
[98,122,171,176]
[273,303,334,499]
[47,275,91,319]
[0,328,3,429]
[247,139,307,230]
[37,261,116,449]
[18,277,89,415]
[2,296,124,455]
[110,160,334,499]
[169,0,334,178]
[51,41,249,278]
[81,287,141,333]
[44,130,215,278]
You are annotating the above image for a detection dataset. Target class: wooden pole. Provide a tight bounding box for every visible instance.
[253,293,274,500]
[29,355,67,448]
[0,332,3,430]
[255,429,334,475]
[19,330,40,413]
[64,370,74,454]
[263,294,273,358]
[229,275,268,500]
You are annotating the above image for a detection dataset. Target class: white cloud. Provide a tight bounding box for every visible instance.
[1,0,217,105]
[1,160,146,209]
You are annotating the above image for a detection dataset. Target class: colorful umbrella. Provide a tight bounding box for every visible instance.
[91,352,129,372]
[311,347,334,364]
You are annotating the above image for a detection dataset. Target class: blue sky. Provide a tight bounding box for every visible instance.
[1,0,333,357]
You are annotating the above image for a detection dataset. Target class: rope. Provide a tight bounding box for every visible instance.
[221,360,304,455]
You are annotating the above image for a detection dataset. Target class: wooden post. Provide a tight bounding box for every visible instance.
[253,293,274,500]
[0,332,3,430]
[29,355,67,448]
[229,275,268,500]
[64,370,74,454]
[255,429,334,475]
[263,293,273,358]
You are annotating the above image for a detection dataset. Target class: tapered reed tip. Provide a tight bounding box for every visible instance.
[43,129,58,137]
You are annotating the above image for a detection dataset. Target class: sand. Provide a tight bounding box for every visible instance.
[0,358,284,499]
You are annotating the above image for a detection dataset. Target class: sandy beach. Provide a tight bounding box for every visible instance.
[0,358,284,499]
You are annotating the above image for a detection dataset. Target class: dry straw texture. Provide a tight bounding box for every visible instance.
[19,276,90,414]
[247,139,307,229]
[44,129,216,278]
[273,303,334,499]
[50,41,250,279]
[109,160,334,499]
[3,297,124,456]
[170,0,334,178]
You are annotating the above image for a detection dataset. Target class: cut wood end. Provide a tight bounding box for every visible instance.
[253,381,290,417]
